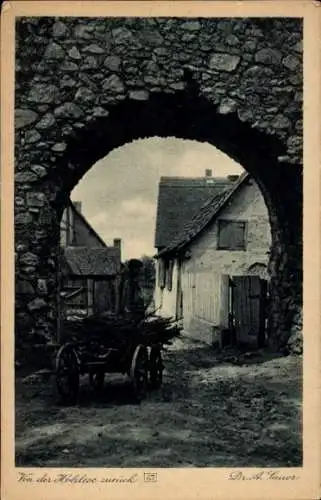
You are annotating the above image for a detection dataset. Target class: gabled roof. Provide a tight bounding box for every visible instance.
[69,200,107,248]
[158,172,249,257]
[154,176,236,249]
[63,246,121,277]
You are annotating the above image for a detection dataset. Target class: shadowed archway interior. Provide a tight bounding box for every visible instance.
[14,17,303,352]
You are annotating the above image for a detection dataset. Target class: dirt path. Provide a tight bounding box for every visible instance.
[15,336,302,467]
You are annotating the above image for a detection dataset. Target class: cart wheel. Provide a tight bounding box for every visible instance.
[130,344,148,402]
[55,344,79,404]
[89,372,105,391]
[149,346,164,390]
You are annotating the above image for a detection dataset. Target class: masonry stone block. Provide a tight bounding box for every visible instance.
[60,61,79,72]
[83,44,105,54]
[282,54,300,71]
[24,130,42,144]
[35,113,56,130]
[181,20,201,31]
[27,297,48,312]
[129,90,150,101]
[74,24,93,39]
[103,55,121,72]
[54,102,84,119]
[30,164,48,178]
[37,279,48,296]
[75,87,96,103]
[20,252,40,267]
[68,46,82,60]
[102,74,125,94]
[52,142,67,153]
[218,98,238,114]
[209,53,241,72]
[91,106,109,117]
[27,84,60,104]
[52,21,69,38]
[61,76,77,88]
[26,192,46,207]
[15,109,39,129]
[15,171,38,183]
[44,42,65,60]
[254,48,282,65]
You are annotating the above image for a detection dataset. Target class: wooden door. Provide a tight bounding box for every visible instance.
[231,275,267,348]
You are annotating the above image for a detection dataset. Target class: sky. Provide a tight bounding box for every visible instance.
[71,137,245,260]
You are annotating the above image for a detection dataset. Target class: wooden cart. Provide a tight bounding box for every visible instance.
[55,315,173,404]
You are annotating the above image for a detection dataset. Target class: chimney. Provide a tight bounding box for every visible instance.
[227,174,239,182]
[73,201,82,213]
[113,238,121,260]
[205,169,212,178]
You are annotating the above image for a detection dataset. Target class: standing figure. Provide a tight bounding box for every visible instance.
[116,259,145,323]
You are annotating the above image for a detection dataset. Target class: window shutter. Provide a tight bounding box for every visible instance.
[167,260,174,291]
[218,221,246,250]
[158,259,165,289]
[234,222,246,250]
[218,221,231,249]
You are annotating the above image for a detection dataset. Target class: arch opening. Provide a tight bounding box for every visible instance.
[15,87,302,351]
[53,86,290,196]
[14,14,303,354]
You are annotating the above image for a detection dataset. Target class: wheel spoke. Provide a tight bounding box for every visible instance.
[149,348,163,389]
[130,345,148,400]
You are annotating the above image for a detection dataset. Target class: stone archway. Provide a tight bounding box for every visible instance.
[247,263,269,281]
[15,17,302,351]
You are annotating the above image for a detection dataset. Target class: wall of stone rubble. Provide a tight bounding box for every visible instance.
[14,17,303,353]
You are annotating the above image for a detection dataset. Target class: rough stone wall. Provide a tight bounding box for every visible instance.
[16,18,303,164]
[14,17,303,350]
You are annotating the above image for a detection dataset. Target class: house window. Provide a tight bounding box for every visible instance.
[166,260,174,291]
[158,259,166,289]
[158,258,174,291]
[217,220,247,250]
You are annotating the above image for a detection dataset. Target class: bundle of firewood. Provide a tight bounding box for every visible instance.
[61,314,137,344]
[139,315,182,345]
[61,312,181,347]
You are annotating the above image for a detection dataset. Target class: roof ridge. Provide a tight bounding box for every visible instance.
[154,173,244,249]
[69,201,108,248]
[159,178,235,184]
[160,175,233,180]
[65,246,118,252]
[158,172,249,256]
[160,189,231,254]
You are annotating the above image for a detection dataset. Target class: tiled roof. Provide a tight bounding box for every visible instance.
[154,176,236,249]
[63,246,121,277]
[158,172,249,256]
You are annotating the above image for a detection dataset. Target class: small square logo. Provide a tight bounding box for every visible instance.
[144,472,158,483]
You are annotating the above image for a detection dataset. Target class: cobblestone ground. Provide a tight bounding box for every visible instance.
[15,336,302,467]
